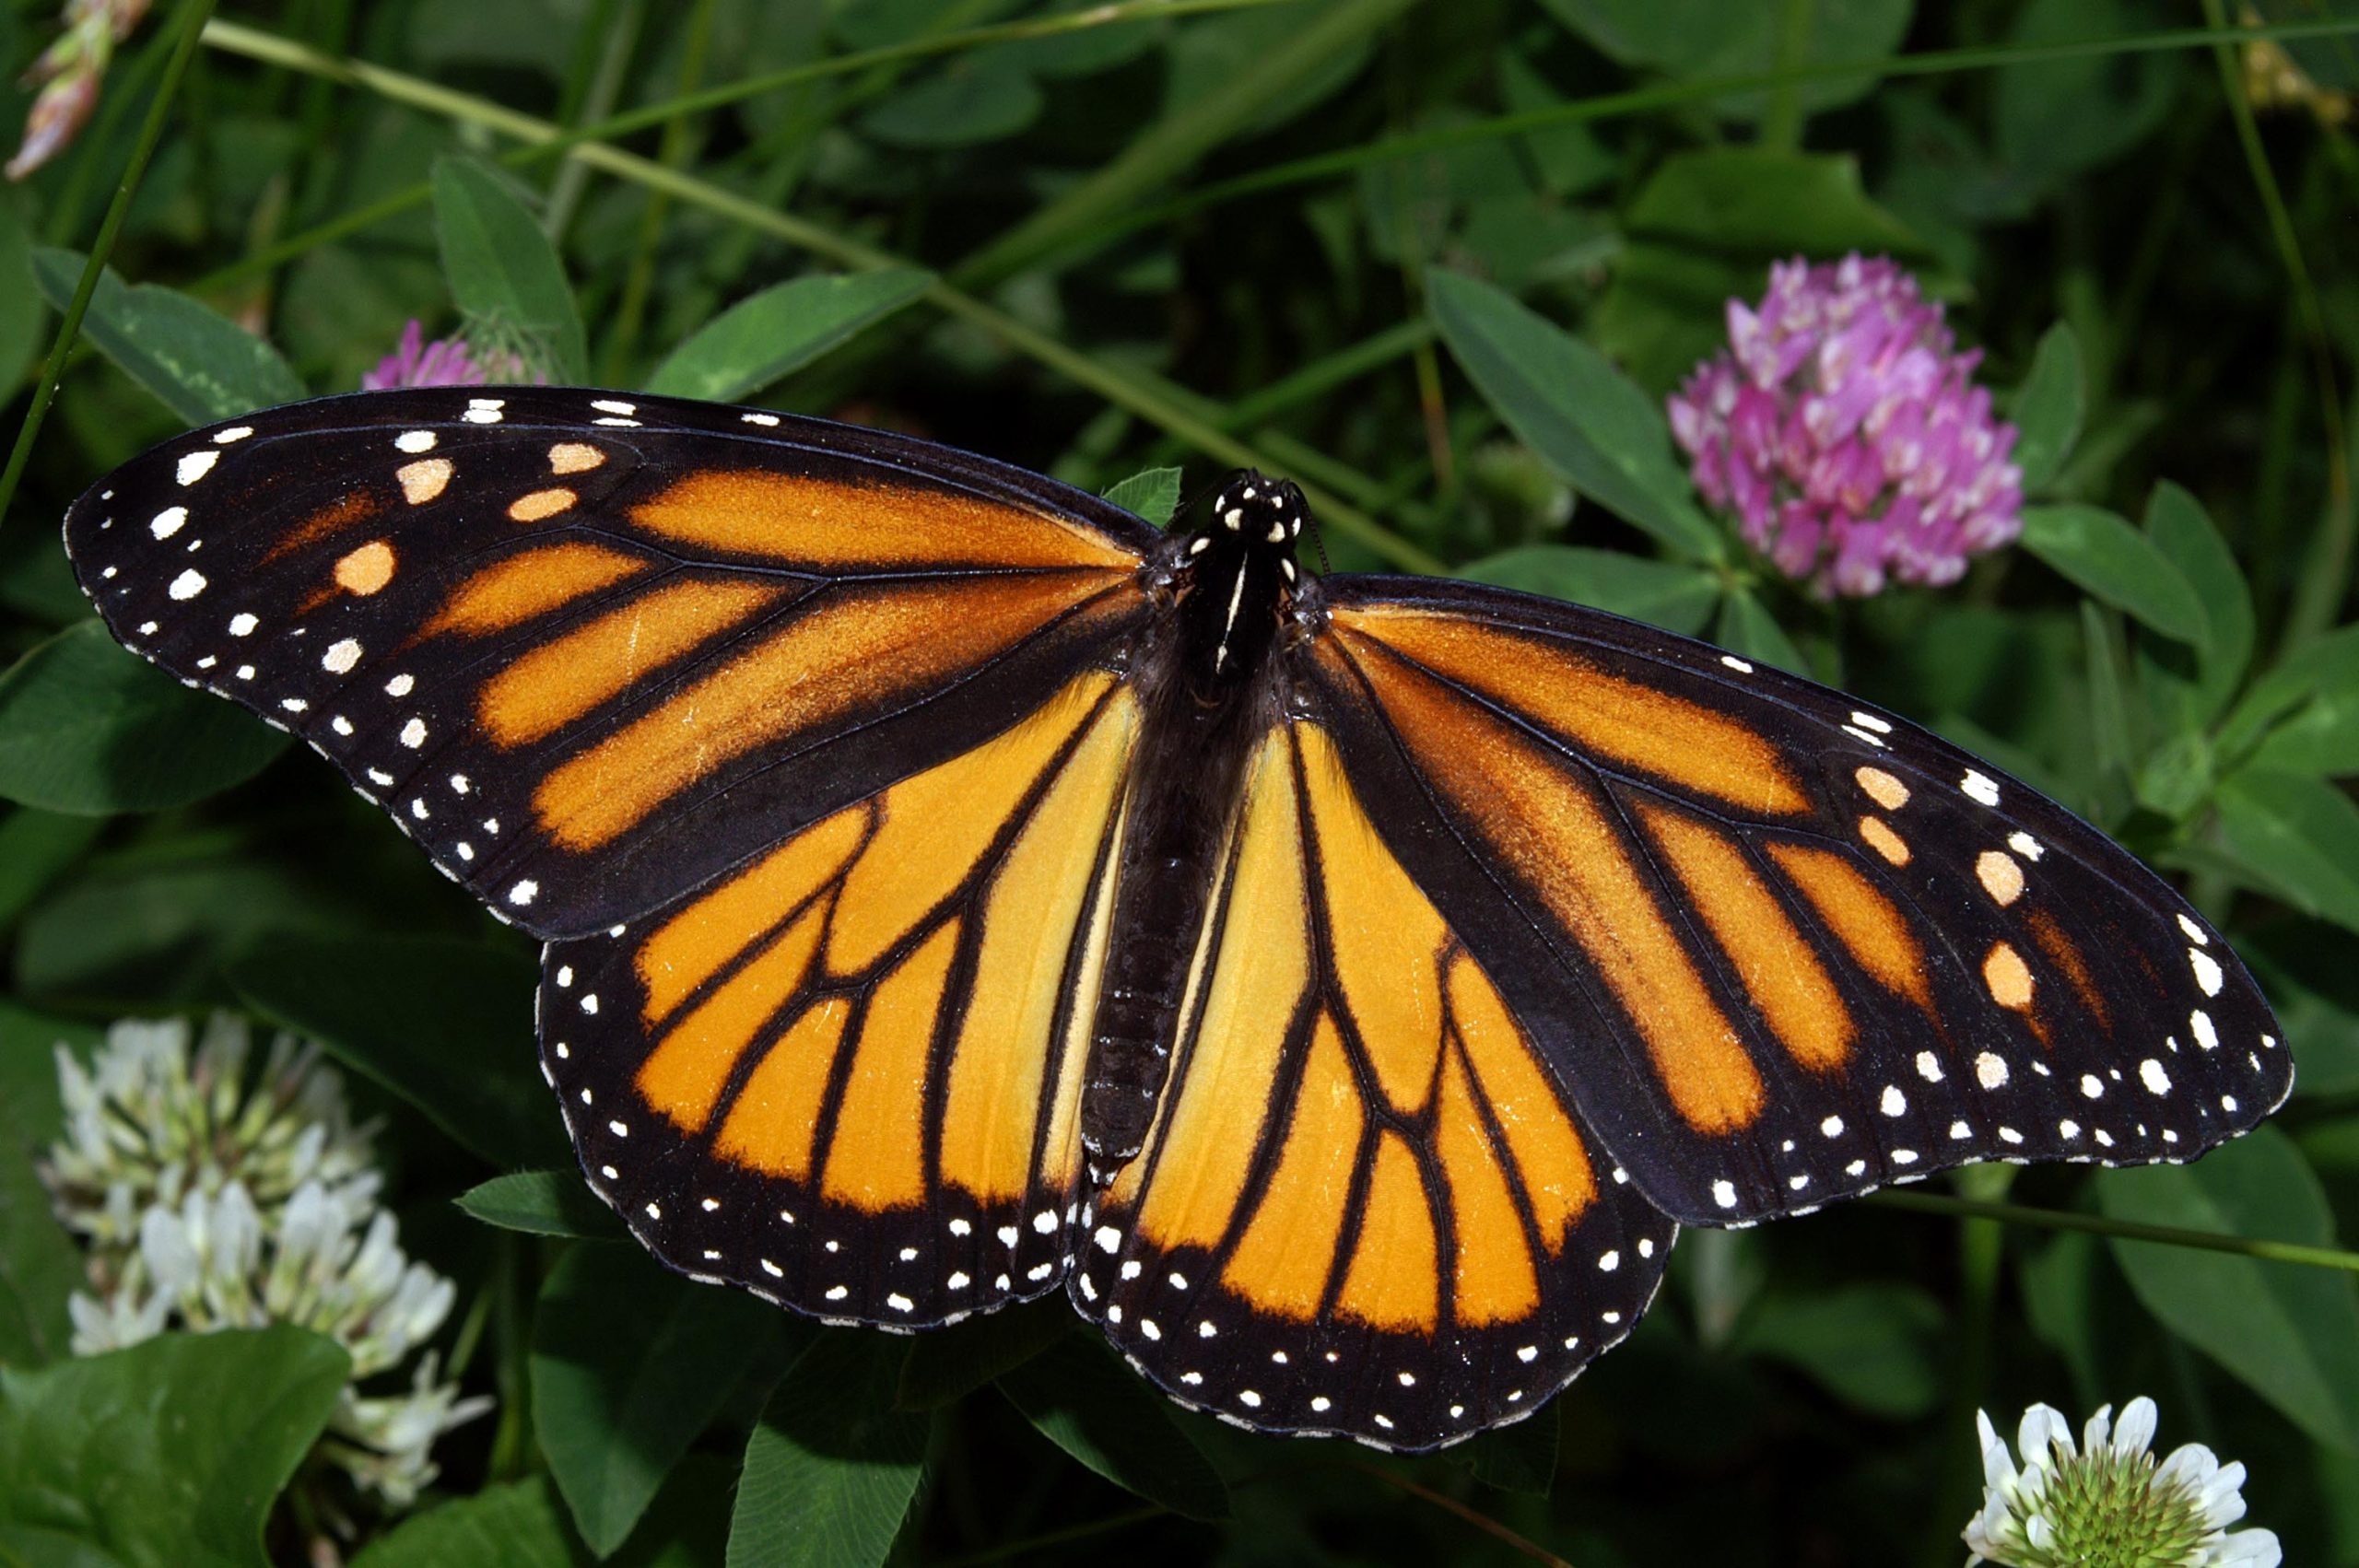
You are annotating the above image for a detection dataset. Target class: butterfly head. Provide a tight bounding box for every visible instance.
[1168,470,1309,685]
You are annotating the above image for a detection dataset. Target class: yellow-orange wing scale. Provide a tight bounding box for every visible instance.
[545,670,1140,1324]
[1303,578,2292,1227]
[1072,721,1675,1449]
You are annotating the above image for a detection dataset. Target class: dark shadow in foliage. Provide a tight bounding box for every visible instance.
[229,933,565,1168]
[895,1294,1071,1411]
[997,1336,1231,1523]
[1446,1401,1560,1496]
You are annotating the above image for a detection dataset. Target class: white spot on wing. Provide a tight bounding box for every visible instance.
[168,568,206,600]
[176,451,218,486]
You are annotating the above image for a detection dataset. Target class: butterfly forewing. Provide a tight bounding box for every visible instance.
[63,390,1156,938]
[1072,721,1674,1449]
[1309,577,2292,1226]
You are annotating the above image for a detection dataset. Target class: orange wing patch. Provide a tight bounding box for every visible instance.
[1336,637,1764,1137]
[632,470,1143,573]
[1108,721,1603,1328]
[1766,841,1934,1011]
[1078,717,1673,1451]
[536,573,1131,851]
[1332,605,1806,815]
[627,671,1135,1214]
[1639,802,1852,1073]
[422,543,654,638]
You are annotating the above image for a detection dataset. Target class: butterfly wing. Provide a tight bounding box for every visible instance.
[64,389,1156,938]
[1302,576,2292,1227]
[545,663,1140,1323]
[1071,720,1676,1450]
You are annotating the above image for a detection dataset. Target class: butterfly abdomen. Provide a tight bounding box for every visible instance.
[1081,478,1304,1168]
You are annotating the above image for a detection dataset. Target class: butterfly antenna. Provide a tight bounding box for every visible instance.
[1307,509,1332,574]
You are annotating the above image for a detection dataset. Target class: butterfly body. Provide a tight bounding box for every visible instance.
[1085,474,1312,1167]
[65,387,2291,1453]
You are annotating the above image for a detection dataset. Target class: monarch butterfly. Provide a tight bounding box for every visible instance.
[65,387,2290,1451]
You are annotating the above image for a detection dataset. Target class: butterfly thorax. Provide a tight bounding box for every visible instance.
[1081,474,1309,1175]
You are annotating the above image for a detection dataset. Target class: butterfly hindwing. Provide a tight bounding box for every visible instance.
[1308,577,2293,1226]
[1071,720,1675,1450]
[545,669,1140,1324]
[64,389,1156,938]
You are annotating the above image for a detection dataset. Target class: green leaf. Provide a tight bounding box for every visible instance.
[731,1332,928,1568]
[859,61,1043,149]
[0,622,288,814]
[1593,149,1931,392]
[0,1139,76,1371]
[0,1326,349,1568]
[228,934,563,1168]
[355,1455,734,1566]
[0,809,107,928]
[1713,590,1807,676]
[997,1339,1231,1522]
[534,1246,781,1556]
[2213,768,2359,939]
[1993,0,2179,197]
[1538,0,1912,120]
[0,194,40,400]
[0,1003,88,1370]
[2143,482,2254,724]
[1736,1285,1943,1420]
[0,1004,107,1151]
[1428,270,1721,560]
[2217,623,2359,762]
[1458,545,1719,634]
[2008,322,2083,493]
[1103,466,1184,531]
[456,1170,623,1240]
[30,251,304,427]
[2100,1126,2359,1451]
[433,158,586,381]
[16,857,350,1003]
[350,1477,581,1568]
[2227,620,2359,779]
[895,1297,1069,1410]
[643,269,933,404]
[2018,505,2208,650]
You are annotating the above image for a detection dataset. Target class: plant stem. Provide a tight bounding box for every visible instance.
[0,0,220,540]
[1761,0,1815,150]
[1866,1187,2359,1274]
[194,15,1443,571]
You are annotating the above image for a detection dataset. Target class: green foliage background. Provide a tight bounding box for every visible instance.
[1,1,2357,1563]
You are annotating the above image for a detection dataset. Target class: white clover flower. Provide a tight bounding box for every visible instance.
[45,1013,378,1252]
[42,1013,487,1512]
[1966,1397,2281,1568]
